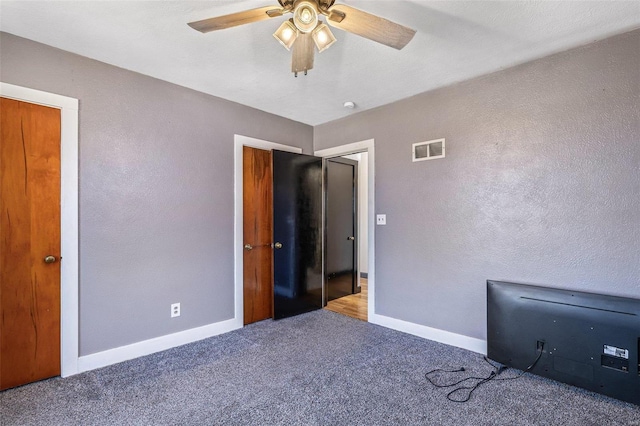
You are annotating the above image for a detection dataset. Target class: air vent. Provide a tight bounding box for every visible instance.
[413,138,445,162]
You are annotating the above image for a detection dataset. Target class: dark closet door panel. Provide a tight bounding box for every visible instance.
[272,150,323,319]
[326,157,358,302]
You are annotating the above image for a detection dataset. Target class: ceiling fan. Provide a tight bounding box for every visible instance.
[188,0,416,76]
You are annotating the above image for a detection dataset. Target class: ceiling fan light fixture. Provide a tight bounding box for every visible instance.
[293,1,318,33]
[312,22,336,53]
[273,19,299,50]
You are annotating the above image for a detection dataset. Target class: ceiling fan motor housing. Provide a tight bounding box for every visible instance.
[279,0,335,12]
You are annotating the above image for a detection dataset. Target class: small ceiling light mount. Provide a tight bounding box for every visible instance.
[293,1,319,33]
[273,19,299,50]
[312,22,336,52]
[344,101,356,109]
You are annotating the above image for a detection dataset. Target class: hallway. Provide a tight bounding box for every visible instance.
[324,278,368,321]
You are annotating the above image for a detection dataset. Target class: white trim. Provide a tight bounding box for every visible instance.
[233,135,303,326]
[314,139,375,321]
[0,82,79,377]
[77,319,238,373]
[370,313,487,355]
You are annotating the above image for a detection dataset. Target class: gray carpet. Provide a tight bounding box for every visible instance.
[1,310,638,425]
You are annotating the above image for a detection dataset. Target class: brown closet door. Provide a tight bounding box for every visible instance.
[243,146,273,324]
[1,97,61,390]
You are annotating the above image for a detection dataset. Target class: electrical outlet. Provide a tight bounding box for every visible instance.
[171,303,180,318]
[376,214,386,225]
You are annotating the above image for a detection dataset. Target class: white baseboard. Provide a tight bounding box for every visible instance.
[75,314,485,374]
[77,318,242,373]
[369,313,487,355]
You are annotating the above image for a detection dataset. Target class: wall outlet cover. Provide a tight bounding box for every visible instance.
[171,302,180,318]
[377,214,386,225]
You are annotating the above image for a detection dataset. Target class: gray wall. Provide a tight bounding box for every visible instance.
[314,30,640,340]
[2,28,638,353]
[0,32,313,356]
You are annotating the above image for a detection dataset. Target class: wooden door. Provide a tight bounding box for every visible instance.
[242,146,273,325]
[0,97,61,390]
[272,150,323,319]
[325,157,359,302]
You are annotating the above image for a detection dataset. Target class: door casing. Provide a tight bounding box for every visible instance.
[0,82,79,377]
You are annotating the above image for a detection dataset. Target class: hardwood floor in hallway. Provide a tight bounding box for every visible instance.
[325,278,368,321]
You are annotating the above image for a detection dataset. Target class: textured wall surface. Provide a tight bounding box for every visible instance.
[0,32,313,355]
[315,30,640,340]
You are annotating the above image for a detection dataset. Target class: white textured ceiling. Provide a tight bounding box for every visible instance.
[1,1,639,125]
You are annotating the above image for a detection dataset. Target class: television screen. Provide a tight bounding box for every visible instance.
[487,280,640,405]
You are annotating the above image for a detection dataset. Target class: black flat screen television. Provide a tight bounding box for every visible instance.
[487,280,640,405]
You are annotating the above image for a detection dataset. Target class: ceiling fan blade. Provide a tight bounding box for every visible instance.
[291,33,315,75]
[327,4,416,50]
[188,6,284,33]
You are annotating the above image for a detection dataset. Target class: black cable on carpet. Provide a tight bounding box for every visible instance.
[425,342,545,403]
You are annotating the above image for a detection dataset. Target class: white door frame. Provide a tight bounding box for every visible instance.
[233,135,302,326]
[315,139,376,321]
[0,82,79,377]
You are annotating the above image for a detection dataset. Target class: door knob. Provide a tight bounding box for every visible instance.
[244,244,253,251]
[347,236,355,241]
[274,242,283,249]
[44,255,57,264]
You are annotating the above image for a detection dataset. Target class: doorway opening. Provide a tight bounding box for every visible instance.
[315,139,375,323]
[324,153,368,321]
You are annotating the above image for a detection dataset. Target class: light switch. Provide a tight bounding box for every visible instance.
[376,214,386,225]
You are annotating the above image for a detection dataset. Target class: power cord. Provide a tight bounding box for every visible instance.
[425,342,545,403]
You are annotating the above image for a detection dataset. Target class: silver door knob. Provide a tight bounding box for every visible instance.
[274,242,283,249]
[44,255,57,264]
[244,244,253,251]
[347,236,355,241]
